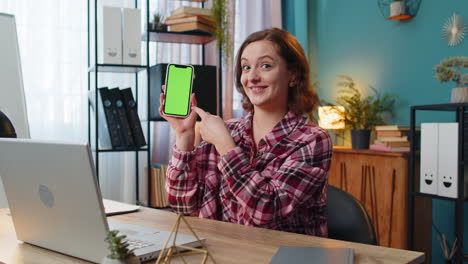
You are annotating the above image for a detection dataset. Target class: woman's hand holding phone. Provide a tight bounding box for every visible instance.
[159,85,198,151]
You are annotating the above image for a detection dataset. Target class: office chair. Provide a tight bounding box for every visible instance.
[326,185,378,245]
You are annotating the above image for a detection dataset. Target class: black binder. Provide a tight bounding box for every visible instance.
[109,88,135,149]
[120,88,146,147]
[91,87,122,148]
[149,63,218,121]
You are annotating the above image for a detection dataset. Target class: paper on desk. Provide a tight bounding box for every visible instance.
[103,199,140,216]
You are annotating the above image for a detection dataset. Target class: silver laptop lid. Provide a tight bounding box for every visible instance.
[0,138,109,263]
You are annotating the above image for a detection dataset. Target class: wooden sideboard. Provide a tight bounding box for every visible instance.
[328,147,409,249]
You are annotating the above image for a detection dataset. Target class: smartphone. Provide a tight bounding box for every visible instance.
[163,64,194,117]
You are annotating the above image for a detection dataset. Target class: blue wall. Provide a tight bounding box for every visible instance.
[283,0,468,263]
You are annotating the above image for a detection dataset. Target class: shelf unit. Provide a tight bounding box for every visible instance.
[87,0,150,205]
[87,0,221,207]
[408,103,468,263]
[143,0,222,208]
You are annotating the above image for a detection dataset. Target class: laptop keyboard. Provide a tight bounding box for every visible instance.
[127,238,154,250]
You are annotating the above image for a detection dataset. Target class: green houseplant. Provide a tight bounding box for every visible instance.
[152,12,166,31]
[101,230,140,264]
[434,56,468,103]
[211,0,232,63]
[334,75,397,149]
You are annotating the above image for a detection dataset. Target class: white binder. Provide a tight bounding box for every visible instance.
[420,123,439,195]
[122,8,141,65]
[100,6,122,64]
[437,123,459,198]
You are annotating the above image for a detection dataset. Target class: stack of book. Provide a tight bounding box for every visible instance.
[165,6,214,34]
[89,87,146,150]
[370,125,410,152]
[150,164,169,208]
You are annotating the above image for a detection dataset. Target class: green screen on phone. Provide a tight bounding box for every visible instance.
[163,64,194,117]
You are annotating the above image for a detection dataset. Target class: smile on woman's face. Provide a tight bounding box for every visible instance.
[240,40,293,112]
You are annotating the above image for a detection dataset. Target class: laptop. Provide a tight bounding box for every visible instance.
[0,138,203,263]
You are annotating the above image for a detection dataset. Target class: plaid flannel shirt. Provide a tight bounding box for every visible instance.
[166,111,332,237]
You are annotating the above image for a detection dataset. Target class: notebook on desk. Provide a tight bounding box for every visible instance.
[0,138,203,263]
[270,247,354,264]
[103,199,140,216]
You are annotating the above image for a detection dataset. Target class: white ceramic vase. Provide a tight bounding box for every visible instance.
[390,1,406,17]
[450,87,468,103]
[101,255,141,264]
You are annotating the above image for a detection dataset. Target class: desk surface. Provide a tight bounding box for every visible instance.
[0,207,424,264]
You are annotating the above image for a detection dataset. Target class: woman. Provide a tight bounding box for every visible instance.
[159,28,332,237]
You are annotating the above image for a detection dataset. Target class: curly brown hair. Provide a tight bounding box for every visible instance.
[235,28,319,115]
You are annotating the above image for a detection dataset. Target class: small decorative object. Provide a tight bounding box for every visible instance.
[377,0,421,21]
[152,12,166,31]
[156,214,215,264]
[102,230,140,264]
[434,56,468,103]
[437,233,458,264]
[389,0,406,17]
[443,13,466,47]
[334,75,397,149]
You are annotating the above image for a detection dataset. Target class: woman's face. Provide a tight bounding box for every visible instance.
[240,40,293,112]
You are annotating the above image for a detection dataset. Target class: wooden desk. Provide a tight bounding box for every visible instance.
[0,207,424,264]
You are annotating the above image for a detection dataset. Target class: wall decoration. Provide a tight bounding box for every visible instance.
[378,0,422,21]
[443,13,466,47]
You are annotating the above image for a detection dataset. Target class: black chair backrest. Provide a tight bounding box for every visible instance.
[326,185,378,245]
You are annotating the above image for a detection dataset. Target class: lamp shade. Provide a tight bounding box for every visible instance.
[318,106,345,130]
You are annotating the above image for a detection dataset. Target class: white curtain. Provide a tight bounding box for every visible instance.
[232,0,282,118]
[0,1,87,208]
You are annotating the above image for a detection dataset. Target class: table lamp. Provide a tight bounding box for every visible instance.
[318,106,345,145]
[0,110,17,138]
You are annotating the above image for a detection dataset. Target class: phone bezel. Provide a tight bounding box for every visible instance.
[162,64,194,118]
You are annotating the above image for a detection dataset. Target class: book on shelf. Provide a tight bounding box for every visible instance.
[165,14,214,27]
[170,6,211,17]
[169,21,214,33]
[109,88,135,149]
[150,164,169,208]
[88,87,122,149]
[120,88,146,148]
[374,140,410,147]
[375,125,410,131]
[375,130,410,138]
[369,144,410,152]
[376,136,408,142]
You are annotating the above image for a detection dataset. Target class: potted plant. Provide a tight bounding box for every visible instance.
[152,12,166,31]
[211,0,232,63]
[390,0,406,17]
[434,56,468,103]
[102,230,140,264]
[335,75,397,149]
